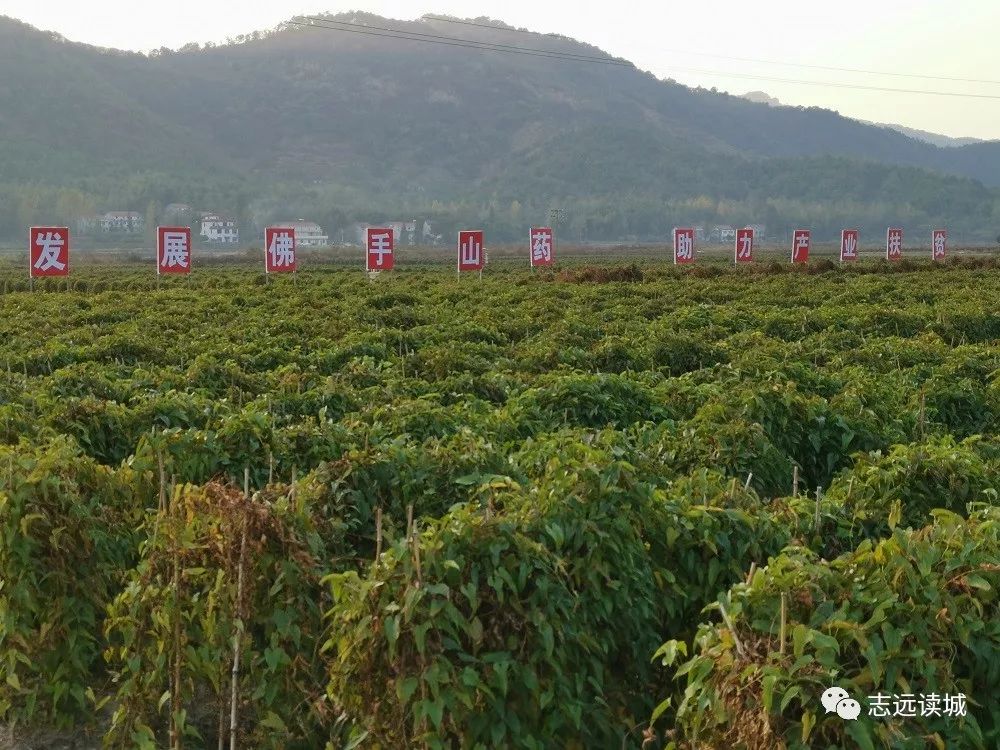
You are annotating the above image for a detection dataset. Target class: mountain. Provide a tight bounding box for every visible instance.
[871,124,985,149]
[739,92,990,150]
[742,91,782,107]
[0,13,998,243]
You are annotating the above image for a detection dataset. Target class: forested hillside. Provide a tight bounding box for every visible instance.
[1,13,999,242]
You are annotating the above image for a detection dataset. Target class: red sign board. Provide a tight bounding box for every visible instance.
[29,227,70,277]
[458,230,485,272]
[363,227,394,272]
[792,229,811,264]
[265,227,297,273]
[886,228,903,261]
[673,228,695,264]
[840,230,859,262]
[157,226,192,275]
[529,227,554,267]
[735,227,754,264]
[932,229,947,261]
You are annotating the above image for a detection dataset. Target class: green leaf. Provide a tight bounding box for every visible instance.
[965,574,991,591]
[845,717,875,750]
[653,639,687,666]
[259,711,287,732]
[396,677,419,704]
[651,697,672,723]
[800,710,815,741]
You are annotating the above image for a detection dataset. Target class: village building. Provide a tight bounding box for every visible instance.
[200,214,239,244]
[99,211,144,233]
[280,220,329,247]
[354,219,439,246]
[711,224,737,243]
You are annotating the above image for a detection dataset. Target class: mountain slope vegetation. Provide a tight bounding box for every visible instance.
[1,13,998,242]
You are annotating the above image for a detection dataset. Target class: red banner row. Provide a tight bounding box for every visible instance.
[26,225,946,278]
[673,227,947,264]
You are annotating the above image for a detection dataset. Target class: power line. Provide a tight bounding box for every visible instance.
[422,15,566,38]
[303,16,618,63]
[291,17,1000,99]
[666,53,1000,87]
[290,19,627,66]
[425,15,1000,86]
[669,67,1000,101]
[292,17,633,67]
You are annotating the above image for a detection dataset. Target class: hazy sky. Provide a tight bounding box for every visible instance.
[3,1,999,139]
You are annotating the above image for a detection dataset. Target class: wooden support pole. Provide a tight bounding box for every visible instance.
[719,602,747,659]
[229,468,250,750]
[814,486,822,533]
[779,593,787,656]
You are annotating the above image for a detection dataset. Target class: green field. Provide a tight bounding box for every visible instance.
[2,260,1000,749]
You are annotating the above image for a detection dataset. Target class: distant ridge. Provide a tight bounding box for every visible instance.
[739,91,990,149]
[0,13,998,242]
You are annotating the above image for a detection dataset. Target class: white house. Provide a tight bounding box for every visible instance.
[200,214,239,244]
[422,220,441,244]
[712,224,737,243]
[78,214,103,233]
[163,203,193,222]
[356,220,429,246]
[281,220,328,247]
[100,211,144,233]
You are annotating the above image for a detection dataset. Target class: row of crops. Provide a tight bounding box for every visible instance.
[2,260,1000,748]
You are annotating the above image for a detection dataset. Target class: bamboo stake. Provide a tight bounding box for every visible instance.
[814,486,822,533]
[744,473,753,491]
[158,448,167,514]
[171,483,183,750]
[792,465,799,498]
[718,602,747,659]
[375,506,383,565]
[229,524,248,750]
[230,472,250,750]
[217,660,227,750]
[918,390,926,438]
[779,593,787,656]
[745,562,757,585]
[413,519,422,587]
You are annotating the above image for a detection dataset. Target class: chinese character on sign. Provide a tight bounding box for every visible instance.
[157,226,192,275]
[265,227,296,273]
[530,227,554,267]
[29,227,70,277]
[735,227,754,264]
[932,229,947,261]
[841,229,859,262]
[865,692,967,720]
[867,693,892,718]
[366,227,394,271]
[792,229,811,264]
[457,230,484,272]
[892,694,918,718]
[943,694,967,718]
[920,693,942,718]
[673,228,695,265]
[886,228,903,261]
